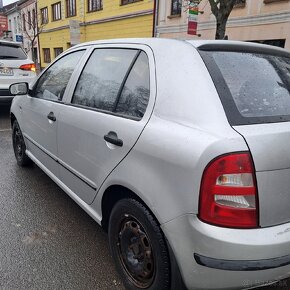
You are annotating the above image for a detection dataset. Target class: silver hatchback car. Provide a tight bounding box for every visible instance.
[9,39,290,290]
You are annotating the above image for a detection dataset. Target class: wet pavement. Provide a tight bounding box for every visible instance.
[0,104,124,289]
[1,104,290,290]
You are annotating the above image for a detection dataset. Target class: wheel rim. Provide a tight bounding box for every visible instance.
[116,214,155,288]
[13,125,24,161]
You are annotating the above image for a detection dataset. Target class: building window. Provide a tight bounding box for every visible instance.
[88,0,102,12]
[32,9,36,28]
[66,0,76,17]
[17,15,20,33]
[43,48,51,63]
[234,0,246,7]
[54,47,63,57]
[41,7,49,24]
[22,14,26,31]
[171,0,182,16]
[28,11,31,30]
[52,2,61,21]
[13,17,17,33]
[121,0,142,5]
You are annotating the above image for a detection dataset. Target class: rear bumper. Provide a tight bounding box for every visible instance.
[161,215,290,289]
[194,253,290,271]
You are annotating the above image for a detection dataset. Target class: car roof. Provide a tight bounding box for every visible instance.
[0,39,22,47]
[71,38,290,56]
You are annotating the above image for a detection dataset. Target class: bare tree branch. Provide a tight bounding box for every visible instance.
[208,0,219,17]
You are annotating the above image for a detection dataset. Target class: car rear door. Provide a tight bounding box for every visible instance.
[57,44,155,204]
[20,49,87,177]
[200,46,290,227]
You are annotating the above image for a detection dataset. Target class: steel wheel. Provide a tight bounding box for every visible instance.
[109,198,170,290]
[117,214,155,288]
[12,120,32,166]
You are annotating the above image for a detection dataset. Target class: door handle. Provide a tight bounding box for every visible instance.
[47,112,56,122]
[104,131,123,147]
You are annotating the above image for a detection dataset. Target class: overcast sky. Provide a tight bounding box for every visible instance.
[3,0,18,6]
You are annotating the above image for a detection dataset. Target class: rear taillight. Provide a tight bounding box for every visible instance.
[198,152,259,229]
[19,63,36,72]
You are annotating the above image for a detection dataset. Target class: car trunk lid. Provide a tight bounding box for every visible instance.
[234,123,290,227]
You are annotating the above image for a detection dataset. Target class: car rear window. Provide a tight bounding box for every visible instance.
[200,49,290,125]
[0,43,27,60]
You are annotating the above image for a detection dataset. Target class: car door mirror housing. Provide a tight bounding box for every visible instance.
[9,82,29,96]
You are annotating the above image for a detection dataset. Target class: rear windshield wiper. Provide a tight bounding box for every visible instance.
[0,56,19,59]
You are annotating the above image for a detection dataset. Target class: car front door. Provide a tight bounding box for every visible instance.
[57,45,155,204]
[20,49,86,176]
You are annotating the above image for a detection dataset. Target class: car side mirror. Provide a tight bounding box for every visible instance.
[9,82,29,95]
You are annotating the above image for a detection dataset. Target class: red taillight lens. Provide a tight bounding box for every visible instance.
[198,152,259,229]
[19,63,36,72]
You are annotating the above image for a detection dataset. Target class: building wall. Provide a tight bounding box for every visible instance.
[0,14,8,38]
[19,0,40,62]
[157,0,290,50]
[38,0,153,67]
[7,9,21,42]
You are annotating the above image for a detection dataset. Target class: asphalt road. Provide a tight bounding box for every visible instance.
[0,105,124,289]
[1,104,290,290]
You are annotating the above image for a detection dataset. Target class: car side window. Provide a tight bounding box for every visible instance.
[33,50,85,101]
[115,52,150,119]
[72,49,139,111]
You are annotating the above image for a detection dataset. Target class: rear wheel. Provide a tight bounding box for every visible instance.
[108,198,170,290]
[12,120,32,167]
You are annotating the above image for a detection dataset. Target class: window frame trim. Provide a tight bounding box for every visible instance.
[70,47,147,120]
[120,0,143,6]
[52,1,62,21]
[67,45,152,121]
[31,48,88,103]
[66,0,77,18]
[64,43,155,122]
[43,48,51,63]
[87,0,103,13]
[67,103,142,121]
[40,7,49,24]
[170,0,182,16]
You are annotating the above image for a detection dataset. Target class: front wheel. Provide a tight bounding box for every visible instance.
[12,120,32,167]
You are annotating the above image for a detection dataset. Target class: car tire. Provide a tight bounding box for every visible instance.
[12,120,32,167]
[109,198,171,290]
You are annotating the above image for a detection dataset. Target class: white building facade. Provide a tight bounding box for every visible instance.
[18,0,39,63]
[6,4,21,42]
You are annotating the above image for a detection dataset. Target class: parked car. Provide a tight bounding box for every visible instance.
[9,38,290,290]
[0,40,36,104]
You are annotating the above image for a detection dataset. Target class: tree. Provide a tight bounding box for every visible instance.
[185,0,245,40]
[20,4,46,63]
[208,0,245,39]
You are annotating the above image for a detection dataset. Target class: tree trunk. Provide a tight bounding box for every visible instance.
[31,40,36,63]
[215,16,227,39]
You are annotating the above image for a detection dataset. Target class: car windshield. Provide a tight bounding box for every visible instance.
[0,43,27,60]
[200,50,290,125]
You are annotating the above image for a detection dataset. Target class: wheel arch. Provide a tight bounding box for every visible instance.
[101,184,157,232]
[101,184,187,289]
[10,112,16,128]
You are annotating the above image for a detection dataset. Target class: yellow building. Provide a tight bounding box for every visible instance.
[38,0,154,67]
